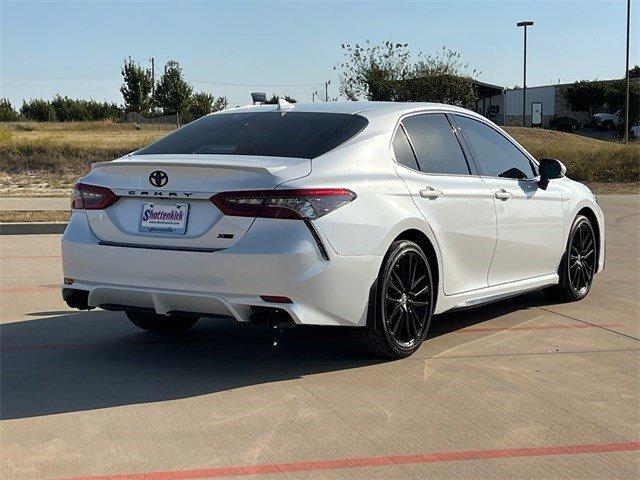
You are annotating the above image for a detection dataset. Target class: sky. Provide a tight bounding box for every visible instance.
[1,0,638,108]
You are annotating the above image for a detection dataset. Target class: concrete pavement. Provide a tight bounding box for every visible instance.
[0,196,638,479]
[0,197,69,211]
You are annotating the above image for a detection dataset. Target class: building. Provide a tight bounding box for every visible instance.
[502,83,591,127]
[473,80,505,125]
[411,76,631,128]
[473,82,591,127]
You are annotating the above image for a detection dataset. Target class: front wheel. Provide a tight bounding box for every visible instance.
[355,240,434,359]
[543,215,597,302]
[125,310,199,334]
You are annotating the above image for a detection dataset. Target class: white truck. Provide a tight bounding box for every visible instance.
[592,110,622,130]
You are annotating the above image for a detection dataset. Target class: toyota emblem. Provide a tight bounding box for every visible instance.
[149,170,168,187]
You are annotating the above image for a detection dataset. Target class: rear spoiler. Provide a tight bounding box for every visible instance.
[91,156,294,175]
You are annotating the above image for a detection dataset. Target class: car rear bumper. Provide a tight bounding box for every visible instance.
[61,212,381,327]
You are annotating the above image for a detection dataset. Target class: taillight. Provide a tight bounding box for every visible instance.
[71,183,119,210]
[211,188,356,220]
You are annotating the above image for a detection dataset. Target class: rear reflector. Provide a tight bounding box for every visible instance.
[260,295,293,304]
[72,183,119,210]
[211,188,356,220]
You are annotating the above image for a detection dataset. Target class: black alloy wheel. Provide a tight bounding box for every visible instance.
[382,248,431,349]
[356,240,434,359]
[567,218,597,296]
[543,215,597,302]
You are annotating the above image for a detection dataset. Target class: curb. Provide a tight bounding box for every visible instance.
[0,222,68,235]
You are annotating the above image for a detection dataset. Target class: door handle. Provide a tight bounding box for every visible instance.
[420,187,444,199]
[494,189,513,201]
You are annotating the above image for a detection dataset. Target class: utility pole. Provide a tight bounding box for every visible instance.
[149,57,155,99]
[624,0,631,143]
[517,21,534,127]
[325,80,331,101]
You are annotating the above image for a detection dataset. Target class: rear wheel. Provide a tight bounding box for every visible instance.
[125,311,199,334]
[356,240,434,359]
[543,215,597,302]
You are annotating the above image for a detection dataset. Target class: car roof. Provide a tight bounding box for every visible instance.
[221,101,478,119]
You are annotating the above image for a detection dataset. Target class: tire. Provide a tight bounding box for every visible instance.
[543,215,597,302]
[125,310,199,334]
[355,240,434,359]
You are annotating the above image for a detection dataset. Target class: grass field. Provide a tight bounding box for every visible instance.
[0,209,69,223]
[0,121,173,196]
[0,120,638,196]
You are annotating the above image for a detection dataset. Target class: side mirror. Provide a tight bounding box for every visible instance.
[538,158,566,189]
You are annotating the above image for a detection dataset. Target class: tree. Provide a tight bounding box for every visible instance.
[20,98,56,121]
[154,60,193,116]
[336,40,412,101]
[0,98,19,122]
[263,94,297,104]
[564,77,638,116]
[212,96,228,112]
[564,76,640,132]
[563,80,608,117]
[51,94,89,122]
[187,91,228,119]
[335,41,478,107]
[603,80,640,129]
[187,91,214,118]
[399,48,478,107]
[120,57,154,114]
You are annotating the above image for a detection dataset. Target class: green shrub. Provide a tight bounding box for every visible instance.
[51,95,89,122]
[549,116,580,132]
[0,98,19,122]
[19,96,123,122]
[20,99,56,121]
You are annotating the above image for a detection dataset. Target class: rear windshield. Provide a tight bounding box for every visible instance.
[135,111,368,159]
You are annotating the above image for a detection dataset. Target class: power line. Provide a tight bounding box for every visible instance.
[1,62,121,76]
[1,72,121,82]
[188,78,324,87]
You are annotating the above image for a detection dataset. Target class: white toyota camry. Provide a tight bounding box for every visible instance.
[61,101,605,358]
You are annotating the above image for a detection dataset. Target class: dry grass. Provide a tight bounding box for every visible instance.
[0,121,638,197]
[0,120,172,174]
[505,127,639,184]
[583,181,639,195]
[0,121,173,195]
[0,210,69,223]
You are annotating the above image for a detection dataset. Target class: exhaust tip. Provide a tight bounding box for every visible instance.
[260,295,293,304]
[62,288,91,310]
[249,306,296,329]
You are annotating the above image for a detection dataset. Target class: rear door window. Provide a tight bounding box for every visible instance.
[136,112,368,159]
[401,114,471,175]
[392,125,419,170]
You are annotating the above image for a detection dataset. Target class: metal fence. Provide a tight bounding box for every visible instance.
[123,112,179,125]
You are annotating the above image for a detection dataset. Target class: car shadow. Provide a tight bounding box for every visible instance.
[1,291,548,420]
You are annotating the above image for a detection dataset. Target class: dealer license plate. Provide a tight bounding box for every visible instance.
[139,202,189,235]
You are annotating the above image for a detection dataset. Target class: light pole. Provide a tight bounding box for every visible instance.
[624,0,631,143]
[517,21,534,127]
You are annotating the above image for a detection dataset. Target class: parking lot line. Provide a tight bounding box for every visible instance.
[53,440,639,480]
[0,285,59,293]
[0,254,61,259]
[440,323,625,333]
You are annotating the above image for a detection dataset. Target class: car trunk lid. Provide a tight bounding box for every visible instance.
[80,154,310,250]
